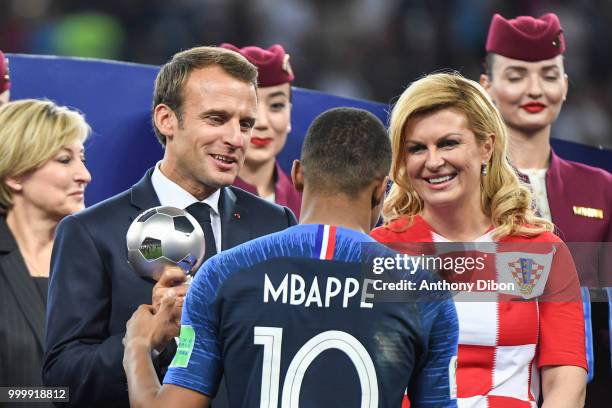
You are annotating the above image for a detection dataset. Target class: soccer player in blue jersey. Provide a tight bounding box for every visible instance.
[123,107,459,407]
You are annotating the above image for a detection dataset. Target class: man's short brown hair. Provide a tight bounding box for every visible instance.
[152,46,258,146]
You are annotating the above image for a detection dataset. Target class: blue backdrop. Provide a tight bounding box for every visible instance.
[7,54,611,206]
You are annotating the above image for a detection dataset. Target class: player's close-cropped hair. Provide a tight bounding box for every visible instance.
[300,107,391,197]
[384,72,552,238]
[152,46,258,146]
[0,99,90,211]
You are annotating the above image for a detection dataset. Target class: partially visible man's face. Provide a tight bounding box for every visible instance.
[163,66,257,199]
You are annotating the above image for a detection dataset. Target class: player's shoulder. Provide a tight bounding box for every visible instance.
[203,224,382,276]
[202,225,311,274]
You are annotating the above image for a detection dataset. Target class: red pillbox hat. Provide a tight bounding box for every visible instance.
[220,43,294,87]
[0,51,10,93]
[485,13,565,61]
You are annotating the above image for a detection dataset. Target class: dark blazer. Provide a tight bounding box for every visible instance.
[42,169,297,407]
[0,218,54,407]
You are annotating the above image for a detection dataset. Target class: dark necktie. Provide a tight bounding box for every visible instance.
[185,202,218,263]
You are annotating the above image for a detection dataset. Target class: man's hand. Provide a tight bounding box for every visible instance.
[151,267,188,353]
[124,291,181,353]
[152,265,189,311]
[123,290,210,408]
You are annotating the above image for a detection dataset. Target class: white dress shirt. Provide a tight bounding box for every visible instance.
[151,162,222,253]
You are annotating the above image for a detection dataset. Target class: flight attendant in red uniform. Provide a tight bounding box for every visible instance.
[372,72,587,408]
[221,43,302,218]
[479,13,612,287]
[479,14,612,404]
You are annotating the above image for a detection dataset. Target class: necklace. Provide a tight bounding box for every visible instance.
[23,256,49,278]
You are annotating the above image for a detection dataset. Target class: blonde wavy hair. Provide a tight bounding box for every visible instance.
[0,99,90,211]
[384,72,552,239]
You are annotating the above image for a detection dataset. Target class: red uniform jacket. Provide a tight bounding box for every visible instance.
[520,151,612,287]
[234,161,302,219]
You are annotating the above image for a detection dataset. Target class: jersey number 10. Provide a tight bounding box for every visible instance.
[254,326,379,407]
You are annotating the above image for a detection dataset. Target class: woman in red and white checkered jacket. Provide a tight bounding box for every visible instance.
[372,72,587,408]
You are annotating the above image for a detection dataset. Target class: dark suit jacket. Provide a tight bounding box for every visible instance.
[42,169,296,407]
[0,217,54,407]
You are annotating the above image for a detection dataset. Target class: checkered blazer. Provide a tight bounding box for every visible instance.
[372,215,587,408]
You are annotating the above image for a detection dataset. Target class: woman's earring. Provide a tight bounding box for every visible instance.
[481,162,488,176]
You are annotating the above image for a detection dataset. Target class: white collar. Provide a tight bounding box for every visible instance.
[151,162,220,215]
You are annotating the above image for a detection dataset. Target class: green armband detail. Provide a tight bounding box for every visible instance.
[170,325,195,368]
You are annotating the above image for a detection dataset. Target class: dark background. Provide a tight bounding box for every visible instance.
[1,0,611,149]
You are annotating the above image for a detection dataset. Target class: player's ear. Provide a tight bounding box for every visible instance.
[291,160,304,192]
[371,176,388,209]
[369,176,388,230]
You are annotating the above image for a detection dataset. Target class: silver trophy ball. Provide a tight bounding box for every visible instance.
[126,206,206,281]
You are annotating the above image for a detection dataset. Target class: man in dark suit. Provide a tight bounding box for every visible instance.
[43,46,297,407]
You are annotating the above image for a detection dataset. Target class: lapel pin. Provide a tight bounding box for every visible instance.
[233,212,241,219]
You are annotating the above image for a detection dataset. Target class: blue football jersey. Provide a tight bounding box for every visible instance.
[164,224,458,407]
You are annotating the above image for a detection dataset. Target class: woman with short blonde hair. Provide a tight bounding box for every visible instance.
[0,99,90,211]
[0,98,91,394]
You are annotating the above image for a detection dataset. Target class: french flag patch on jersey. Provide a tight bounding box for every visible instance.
[315,225,337,260]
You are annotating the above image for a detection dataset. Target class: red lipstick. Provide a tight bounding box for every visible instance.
[250,137,272,147]
[521,102,546,113]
